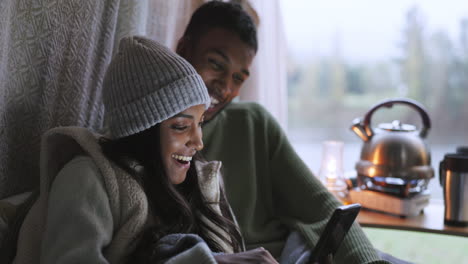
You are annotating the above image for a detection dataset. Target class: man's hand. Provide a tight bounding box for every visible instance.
[214,247,279,264]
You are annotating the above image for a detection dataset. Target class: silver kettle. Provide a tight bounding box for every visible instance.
[350,98,434,197]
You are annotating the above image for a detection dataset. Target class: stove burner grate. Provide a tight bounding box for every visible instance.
[357,174,430,197]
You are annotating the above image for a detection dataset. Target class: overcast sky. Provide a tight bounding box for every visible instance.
[279,0,468,63]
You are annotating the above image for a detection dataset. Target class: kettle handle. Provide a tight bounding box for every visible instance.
[362,98,431,138]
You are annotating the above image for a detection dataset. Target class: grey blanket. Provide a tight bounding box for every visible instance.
[152,234,217,264]
[279,231,414,264]
[280,231,312,264]
[155,232,312,264]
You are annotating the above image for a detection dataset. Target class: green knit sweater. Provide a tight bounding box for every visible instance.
[202,102,389,264]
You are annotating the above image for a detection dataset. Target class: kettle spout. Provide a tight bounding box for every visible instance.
[351,118,371,141]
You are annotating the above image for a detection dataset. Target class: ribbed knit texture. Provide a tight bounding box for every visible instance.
[102,36,210,139]
[202,102,390,264]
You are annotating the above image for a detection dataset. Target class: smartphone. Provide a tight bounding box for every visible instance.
[308,203,362,264]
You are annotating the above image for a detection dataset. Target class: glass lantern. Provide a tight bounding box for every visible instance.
[318,141,350,204]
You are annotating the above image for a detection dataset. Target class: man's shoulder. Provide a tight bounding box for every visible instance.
[226,101,266,111]
[223,102,270,119]
[204,102,280,136]
[207,102,283,135]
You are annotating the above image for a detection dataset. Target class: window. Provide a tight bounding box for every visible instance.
[280,0,468,200]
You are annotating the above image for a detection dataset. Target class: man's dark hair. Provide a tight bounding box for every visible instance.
[183,1,258,52]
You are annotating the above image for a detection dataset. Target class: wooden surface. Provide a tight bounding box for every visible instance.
[357,200,468,237]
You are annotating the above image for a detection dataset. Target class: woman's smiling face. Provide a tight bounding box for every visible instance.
[159,104,205,185]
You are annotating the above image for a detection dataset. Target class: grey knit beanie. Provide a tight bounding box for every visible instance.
[103,36,210,139]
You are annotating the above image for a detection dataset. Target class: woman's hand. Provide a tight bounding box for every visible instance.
[214,247,279,264]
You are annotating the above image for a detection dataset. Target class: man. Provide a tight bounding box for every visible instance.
[177,2,391,263]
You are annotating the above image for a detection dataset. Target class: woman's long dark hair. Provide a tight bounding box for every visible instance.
[99,124,242,262]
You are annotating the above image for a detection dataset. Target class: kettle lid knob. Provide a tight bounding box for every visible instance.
[378,120,417,132]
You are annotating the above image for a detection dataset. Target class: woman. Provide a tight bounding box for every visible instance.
[13,36,242,264]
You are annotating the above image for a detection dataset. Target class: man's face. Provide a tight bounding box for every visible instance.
[178,28,256,121]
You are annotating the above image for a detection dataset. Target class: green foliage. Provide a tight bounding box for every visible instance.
[287,6,468,143]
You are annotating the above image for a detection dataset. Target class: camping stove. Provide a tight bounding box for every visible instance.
[350,188,430,217]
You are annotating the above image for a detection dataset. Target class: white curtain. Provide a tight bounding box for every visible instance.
[0,0,286,198]
[0,0,119,198]
[238,0,288,129]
